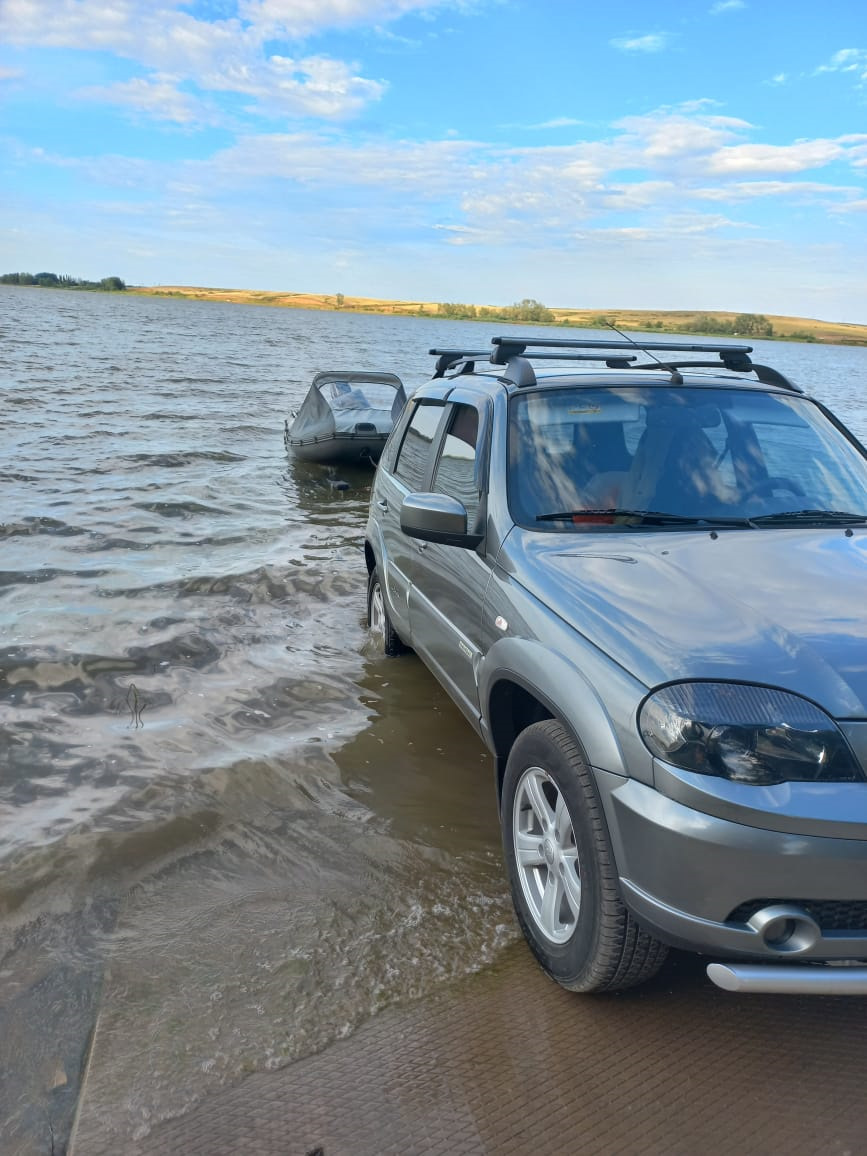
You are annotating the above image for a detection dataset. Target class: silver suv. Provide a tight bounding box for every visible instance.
[364,335,867,995]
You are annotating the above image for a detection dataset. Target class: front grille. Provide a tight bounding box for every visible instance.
[727,899,867,932]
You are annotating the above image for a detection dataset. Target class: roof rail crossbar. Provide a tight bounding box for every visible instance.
[633,359,751,373]
[430,347,637,378]
[430,349,490,378]
[494,351,638,364]
[490,335,755,356]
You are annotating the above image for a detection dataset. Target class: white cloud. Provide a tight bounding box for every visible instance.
[163,106,867,236]
[614,107,751,163]
[609,33,669,53]
[237,0,456,37]
[228,55,386,117]
[12,96,867,284]
[0,0,463,47]
[658,210,749,234]
[816,48,867,79]
[695,179,864,204]
[601,181,677,211]
[0,66,25,80]
[206,131,478,193]
[527,117,583,130]
[708,139,849,174]
[432,222,490,245]
[76,74,220,126]
[709,1,745,13]
[0,0,393,120]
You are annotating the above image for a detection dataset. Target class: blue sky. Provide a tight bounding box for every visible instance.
[2,0,866,320]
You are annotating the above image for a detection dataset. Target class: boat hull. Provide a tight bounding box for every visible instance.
[286,432,387,464]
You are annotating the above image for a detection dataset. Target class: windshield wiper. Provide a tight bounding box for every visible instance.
[749,509,867,526]
[535,508,755,527]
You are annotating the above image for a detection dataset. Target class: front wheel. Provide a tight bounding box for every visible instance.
[366,566,407,656]
[501,720,667,993]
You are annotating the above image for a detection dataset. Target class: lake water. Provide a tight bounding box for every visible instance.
[2,285,866,1153]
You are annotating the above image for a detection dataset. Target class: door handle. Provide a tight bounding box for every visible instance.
[416,541,428,551]
[376,499,388,510]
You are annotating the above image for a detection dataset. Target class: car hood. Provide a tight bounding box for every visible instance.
[507,527,867,717]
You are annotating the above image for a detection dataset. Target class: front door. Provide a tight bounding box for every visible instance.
[409,399,492,722]
[377,398,447,638]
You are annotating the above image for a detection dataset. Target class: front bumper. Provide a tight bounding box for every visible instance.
[597,771,867,961]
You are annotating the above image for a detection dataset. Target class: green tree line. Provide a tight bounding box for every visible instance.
[438,298,555,323]
[1,271,126,291]
[676,312,774,338]
[590,312,774,337]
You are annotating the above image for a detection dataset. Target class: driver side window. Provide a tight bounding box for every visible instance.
[393,402,445,491]
[432,404,481,527]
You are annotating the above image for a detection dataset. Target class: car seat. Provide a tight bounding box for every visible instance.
[622,419,721,514]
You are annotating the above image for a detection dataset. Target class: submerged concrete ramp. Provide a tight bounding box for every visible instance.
[71,943,867,1155]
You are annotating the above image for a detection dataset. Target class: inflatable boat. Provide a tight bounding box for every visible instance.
[284,371,407,464]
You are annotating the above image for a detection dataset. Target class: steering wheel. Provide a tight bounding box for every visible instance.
[742,475,805,502]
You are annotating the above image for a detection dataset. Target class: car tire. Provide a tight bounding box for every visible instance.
[502,719,668,993]
[367,566,407,657]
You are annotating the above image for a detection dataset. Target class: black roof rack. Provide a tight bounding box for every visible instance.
[429,336,801,392]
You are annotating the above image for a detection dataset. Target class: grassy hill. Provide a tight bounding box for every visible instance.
[127,285,867,346]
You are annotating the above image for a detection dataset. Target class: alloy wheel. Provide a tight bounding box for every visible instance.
[512,765,581,944]
[369,579,386,636]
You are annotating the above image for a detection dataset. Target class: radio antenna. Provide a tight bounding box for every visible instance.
[605,321,683,383]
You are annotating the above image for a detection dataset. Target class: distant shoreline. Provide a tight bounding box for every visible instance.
[5,280,863,345]
[124,285,867,346]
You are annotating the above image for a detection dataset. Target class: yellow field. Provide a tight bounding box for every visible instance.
[553,307,867,345]
[127,286,867,345]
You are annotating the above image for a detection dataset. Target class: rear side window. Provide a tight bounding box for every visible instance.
[393,402,444,491]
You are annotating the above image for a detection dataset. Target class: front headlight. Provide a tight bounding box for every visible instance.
[639,682,864,785]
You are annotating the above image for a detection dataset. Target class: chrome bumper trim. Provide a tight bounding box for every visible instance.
[707,962,867,995]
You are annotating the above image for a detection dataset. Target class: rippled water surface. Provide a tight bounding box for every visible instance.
[2,285,866,1152]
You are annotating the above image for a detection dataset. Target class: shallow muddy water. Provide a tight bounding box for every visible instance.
[1,285,866,1152]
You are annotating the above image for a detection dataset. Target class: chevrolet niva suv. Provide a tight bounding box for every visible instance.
[364,335,867,994]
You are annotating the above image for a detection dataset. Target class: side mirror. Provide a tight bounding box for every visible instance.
[400,493,483,548]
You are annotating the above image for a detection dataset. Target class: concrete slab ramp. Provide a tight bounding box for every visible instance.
[71,944,867,1155]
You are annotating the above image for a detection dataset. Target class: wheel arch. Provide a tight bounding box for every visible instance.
[487,678,554,798]
[481,639,631,803]
[364,539,376,575]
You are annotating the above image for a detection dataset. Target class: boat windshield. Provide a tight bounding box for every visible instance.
[508,385,867,530]
[322,381,398,411]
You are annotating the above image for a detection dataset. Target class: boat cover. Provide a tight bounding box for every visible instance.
[288,371,407,442]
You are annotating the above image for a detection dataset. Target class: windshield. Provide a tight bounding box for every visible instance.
[320,381,398,411]
[508,385,867,530]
